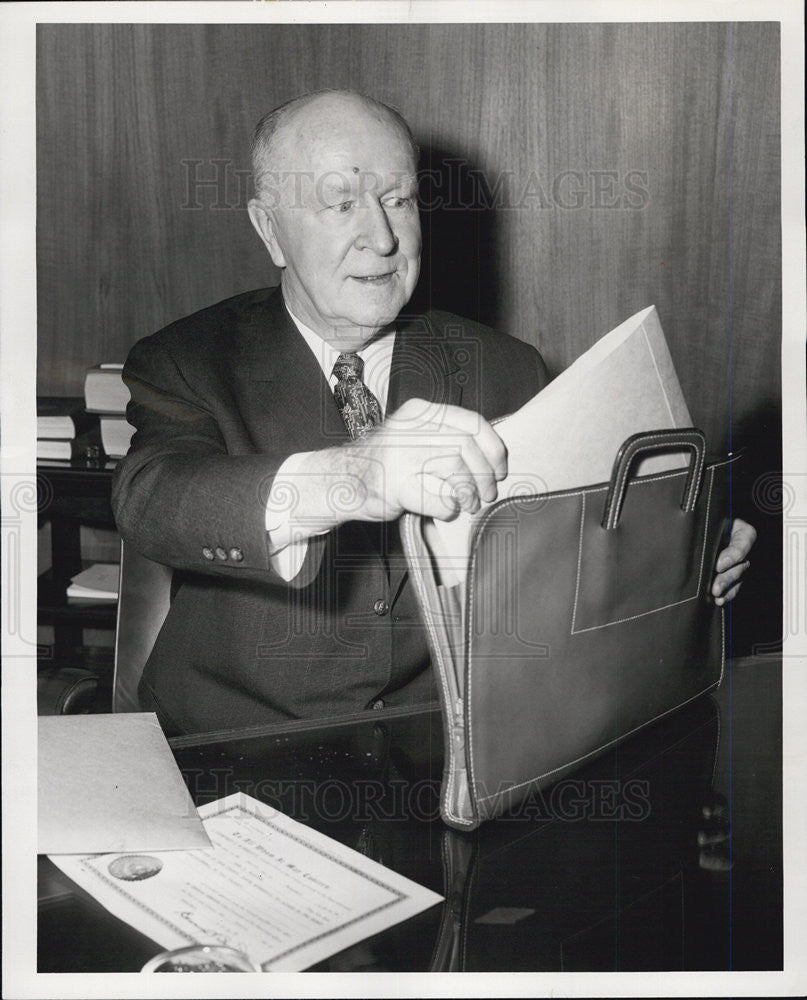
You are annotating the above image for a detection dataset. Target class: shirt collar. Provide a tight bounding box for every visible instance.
[284,306,342,380]
[284,302,396,381]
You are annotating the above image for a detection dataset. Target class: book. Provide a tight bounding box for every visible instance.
[66,562,119,601]
[84,363,129,414]
[100,414,136,458]
[426,305,692,587]
[37,397,97,440]
[37,428,104,462]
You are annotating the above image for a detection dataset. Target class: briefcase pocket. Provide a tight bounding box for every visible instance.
[404,428,739,830]
[570,472,707,633]
[464,435,737,826]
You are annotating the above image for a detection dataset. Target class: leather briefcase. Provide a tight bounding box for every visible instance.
[401,428,739,830]
[427,695,723,970]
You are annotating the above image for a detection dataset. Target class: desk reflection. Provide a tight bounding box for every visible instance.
[38,655,782,973]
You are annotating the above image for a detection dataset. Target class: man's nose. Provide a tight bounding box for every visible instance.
[353,200,398,256]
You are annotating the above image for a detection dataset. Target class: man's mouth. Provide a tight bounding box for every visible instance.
[350,272,395,284]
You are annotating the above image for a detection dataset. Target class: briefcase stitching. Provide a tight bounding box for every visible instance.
[408,456,734,826]
[401,517,458,821]
[472,648,724,809]
[402,515,475,827]
[571,491,588,633]
[569,463,715,633]
[465,460,732,816]
[473,606,725,809]
[469,462,725,553]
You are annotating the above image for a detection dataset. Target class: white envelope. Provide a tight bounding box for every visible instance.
[38,713,210,855]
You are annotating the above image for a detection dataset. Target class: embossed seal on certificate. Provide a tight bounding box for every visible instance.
[108,855,163,881]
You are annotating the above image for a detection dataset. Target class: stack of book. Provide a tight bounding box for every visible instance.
[66,563,119,603]
[36,398,102,463]
[84,363,135,459]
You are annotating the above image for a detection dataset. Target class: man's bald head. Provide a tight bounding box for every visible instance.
[251,90,419,200]
[247,89,422,345]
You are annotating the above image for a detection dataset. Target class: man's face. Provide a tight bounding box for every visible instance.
[251,97,421,349]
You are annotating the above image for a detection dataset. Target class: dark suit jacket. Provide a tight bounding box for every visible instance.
[112,287,549,734]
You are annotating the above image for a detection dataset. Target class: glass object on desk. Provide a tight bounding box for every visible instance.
[141,945,260,973]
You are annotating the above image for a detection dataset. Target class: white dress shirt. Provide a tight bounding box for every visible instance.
[265,306,396,580]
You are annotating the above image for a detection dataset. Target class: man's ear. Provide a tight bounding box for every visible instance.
[247,199,286,269]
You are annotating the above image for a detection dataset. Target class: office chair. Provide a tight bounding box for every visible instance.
[112,541,173,713]
[37,543,171,715]
[36,667,99,715]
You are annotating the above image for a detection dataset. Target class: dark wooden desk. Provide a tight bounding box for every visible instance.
[38,656,782,973]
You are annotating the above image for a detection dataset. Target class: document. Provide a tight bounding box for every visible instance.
[66,561,119,600]
[427,305,693,585]
[48,792,443,972]
[38,713,210,854]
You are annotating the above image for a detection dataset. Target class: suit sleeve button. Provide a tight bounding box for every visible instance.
[215,546,228,561]
[373,599,389,616]
[371,698,385,710]
[229,547,244,562]
[202,546,215,561]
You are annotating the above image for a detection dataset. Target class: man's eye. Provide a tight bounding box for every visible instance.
[332,201,354,213]
[383,196,413,209]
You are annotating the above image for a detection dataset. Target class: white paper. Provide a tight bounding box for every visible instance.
[66,562,119,599]
[38,714,210,855]
[48,791,443,972]
[429,305,692,585]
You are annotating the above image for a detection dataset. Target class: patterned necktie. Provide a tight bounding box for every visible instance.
[332,353,383,439]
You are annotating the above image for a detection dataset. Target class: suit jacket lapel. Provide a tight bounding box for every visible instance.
[244,290,348,454]
[243,297,462,452]
[386,312,464,415]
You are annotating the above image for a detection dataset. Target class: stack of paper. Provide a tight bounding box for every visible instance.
[427,306,692,585]
[84,362,129,413]
[84,362,135,459]
[100,415,136,459]
[37,397,97,439]
[66,562,119,601]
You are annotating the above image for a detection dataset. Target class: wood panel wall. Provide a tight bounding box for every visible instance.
[36,21,782,648]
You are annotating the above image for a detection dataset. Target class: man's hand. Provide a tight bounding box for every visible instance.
[356,398,507,521]
[712,518,756,605]
[283,399,507,537]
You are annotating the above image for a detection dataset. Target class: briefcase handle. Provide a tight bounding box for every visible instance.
[601,427,707,530]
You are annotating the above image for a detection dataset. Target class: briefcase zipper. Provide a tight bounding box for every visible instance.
[401,512,475,827]
[453,697,465,745]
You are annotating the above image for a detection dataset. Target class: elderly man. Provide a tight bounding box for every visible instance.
[112,90,754,735]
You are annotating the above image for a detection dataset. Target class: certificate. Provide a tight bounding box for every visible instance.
[48,792,443,971]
